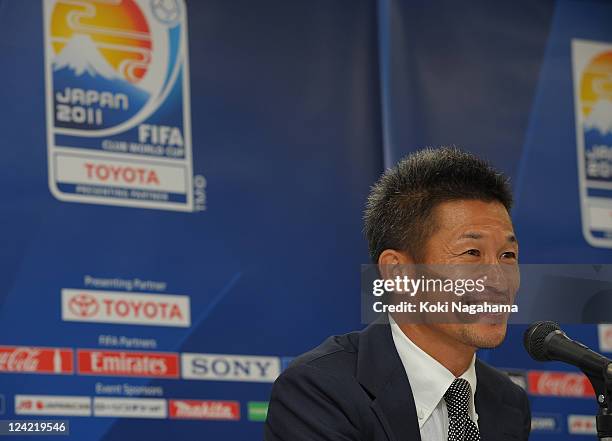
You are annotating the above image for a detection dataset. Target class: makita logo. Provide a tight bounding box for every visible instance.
[528,371,594,398]
[0,346,73,374]
[78,349,179,378]
[62,289,190,327]
[169,400,240,420]
[181,353,281,383]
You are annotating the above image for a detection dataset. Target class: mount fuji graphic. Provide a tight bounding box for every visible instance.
[54,33,119,79]
[52,33,149,129]
[585,99,612,135]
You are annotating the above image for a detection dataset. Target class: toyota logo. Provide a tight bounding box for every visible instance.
[68,293,99,317]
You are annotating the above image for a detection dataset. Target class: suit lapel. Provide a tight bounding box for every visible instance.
[475,360,506,441]
[356,319,422,441]
[356,321,520,441]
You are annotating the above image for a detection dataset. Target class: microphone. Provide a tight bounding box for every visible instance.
[525,321,612,440]
[523,321,611,378]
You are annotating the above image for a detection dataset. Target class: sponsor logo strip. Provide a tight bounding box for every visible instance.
[62,289,190,327]
[181,353,281,383]
[527,370,595,398]
[78,349,179,378]
[93,397,167,419]
[568,414,597,435]
[15,395,91,417]
[169,399,240,420]
[247,401,269,422]
[0,346,73,374]
[530,413,561,433]
[599,324,612,352]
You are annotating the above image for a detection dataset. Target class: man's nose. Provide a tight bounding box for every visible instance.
[481,263,518,293]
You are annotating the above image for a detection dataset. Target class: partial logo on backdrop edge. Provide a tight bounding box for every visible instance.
[572,39,612,247]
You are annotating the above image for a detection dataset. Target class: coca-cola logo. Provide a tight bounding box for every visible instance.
[68,293,99,317]
[528,371,594,398]
[0,347,73,375]
[0,348,40,372]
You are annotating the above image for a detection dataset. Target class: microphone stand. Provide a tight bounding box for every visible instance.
[584,361,612,440]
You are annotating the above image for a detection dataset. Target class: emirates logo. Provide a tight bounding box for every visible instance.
[68,293,99,317]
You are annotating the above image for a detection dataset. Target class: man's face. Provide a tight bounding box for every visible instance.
[420,199,518,349]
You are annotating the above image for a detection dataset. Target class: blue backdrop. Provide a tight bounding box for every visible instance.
[0,0,610,439]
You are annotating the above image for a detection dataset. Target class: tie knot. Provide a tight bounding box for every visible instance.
[444,378,472,417]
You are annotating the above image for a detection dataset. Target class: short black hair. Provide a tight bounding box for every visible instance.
[364,147,513,263]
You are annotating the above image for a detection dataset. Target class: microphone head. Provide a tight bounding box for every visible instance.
[523,321,561,361]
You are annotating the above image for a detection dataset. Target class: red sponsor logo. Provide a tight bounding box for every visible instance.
[62,289,190,327]
[78,349,179,378]
[69,293,99,317]
[0,346,73,374]
[528,371,594,398]
[568,415,597,434]
[84,163,160,186]
[16,399,44,411]
[169,400,240,420]
[100,298,184,321]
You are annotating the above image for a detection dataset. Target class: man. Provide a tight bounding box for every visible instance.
[264,147,531,441]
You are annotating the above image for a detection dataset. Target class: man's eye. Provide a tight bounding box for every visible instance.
[501,252,517,259]
[465,249,480,256]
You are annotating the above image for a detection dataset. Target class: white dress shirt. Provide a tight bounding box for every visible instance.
[389,315,479,441]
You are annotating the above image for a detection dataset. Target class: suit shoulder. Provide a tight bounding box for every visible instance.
[476,358,527,403]
[286,331,361,379]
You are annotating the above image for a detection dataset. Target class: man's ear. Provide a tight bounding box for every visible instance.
[378,249,414,280]
[378,249,412,265]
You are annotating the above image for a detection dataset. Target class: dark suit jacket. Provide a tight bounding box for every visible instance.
[265,321,531,441]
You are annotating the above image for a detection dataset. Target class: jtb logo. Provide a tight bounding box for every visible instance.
[44,0,196,211]
[181,354,281,383]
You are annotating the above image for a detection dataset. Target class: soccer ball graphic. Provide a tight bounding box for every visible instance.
[151,0,181,26]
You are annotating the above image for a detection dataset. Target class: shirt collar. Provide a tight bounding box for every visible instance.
[389,314,478,428]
